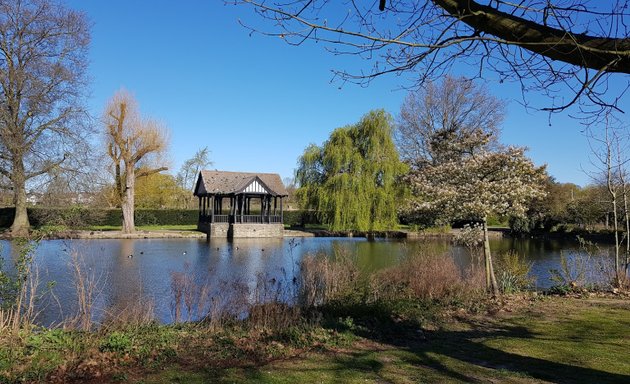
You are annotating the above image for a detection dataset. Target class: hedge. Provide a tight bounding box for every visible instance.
[0,207,320,228]
[282,210,320,227]
[0,207,198,228]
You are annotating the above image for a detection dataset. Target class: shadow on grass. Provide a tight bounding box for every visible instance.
[204,304,629,384]
[147,300,629,384]
[334,307,630,384]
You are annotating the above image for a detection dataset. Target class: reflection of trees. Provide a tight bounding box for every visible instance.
[106,240,149,321]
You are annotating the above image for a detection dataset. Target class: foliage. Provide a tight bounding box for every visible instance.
[548,241,613,293]
[0,240,41,334]
[0,208,199,229]
[402,136,546,294]
[453,223,483,249]
[103,89,170,233]
[404,147,548,224]
[511,180,606,234]
[135,172,188,209]
[494,251,534,294]
[283,210,320,227]
[100,331,133,353]
[295,110,407,231]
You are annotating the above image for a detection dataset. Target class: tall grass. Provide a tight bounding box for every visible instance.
[549,238,622,292]
[298,250,360,308]
[0,240,41,333]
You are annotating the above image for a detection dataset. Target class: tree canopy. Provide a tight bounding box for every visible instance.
[238,0,630,120]
[396,75,505,169]
[103,89,169,233]
[0,0,90,235]
[296,110,407,231]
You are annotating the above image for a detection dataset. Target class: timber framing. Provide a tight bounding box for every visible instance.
[193,170,288,238]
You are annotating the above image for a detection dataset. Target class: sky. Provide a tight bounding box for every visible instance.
[65,0,629,187]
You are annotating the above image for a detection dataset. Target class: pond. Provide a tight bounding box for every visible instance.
[0,236,615,326]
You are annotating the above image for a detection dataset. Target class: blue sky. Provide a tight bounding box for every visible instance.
[67,0,627,187]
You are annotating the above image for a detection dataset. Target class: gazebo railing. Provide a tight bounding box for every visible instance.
[199,214,282,224]
[236,215,282,224]
[214,215,229,223]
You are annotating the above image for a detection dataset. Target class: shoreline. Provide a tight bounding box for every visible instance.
[0,227,507,240]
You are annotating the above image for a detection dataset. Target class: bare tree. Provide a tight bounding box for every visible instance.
[103,90,169,233]
[177,147,212,192]
[237,0,630,120]
[586,115,630,286]
[396,75,505,168]
[0,0,90,236]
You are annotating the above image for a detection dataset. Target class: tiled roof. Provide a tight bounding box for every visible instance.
[194,170,288,196]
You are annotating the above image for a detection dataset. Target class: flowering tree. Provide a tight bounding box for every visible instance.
[404,147,547,293]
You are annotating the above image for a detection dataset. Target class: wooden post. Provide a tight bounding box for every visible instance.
[240,195,244,223]
[266,196,271,223]
[280,197,283,223]
[210,195,214,223]
[273,197,277,216]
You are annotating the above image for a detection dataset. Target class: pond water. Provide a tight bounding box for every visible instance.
[0,236,614,326]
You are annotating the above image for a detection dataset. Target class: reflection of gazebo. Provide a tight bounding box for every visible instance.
[193,170,288,238]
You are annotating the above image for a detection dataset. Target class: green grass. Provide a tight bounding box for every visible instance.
[2,296,628,383]
[135,296,630,384]
[87,224,198,231]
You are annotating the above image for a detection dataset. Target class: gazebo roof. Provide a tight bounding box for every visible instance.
[194,170,288,197]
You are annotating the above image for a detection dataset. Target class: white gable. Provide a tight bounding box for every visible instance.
[243,179,268,194]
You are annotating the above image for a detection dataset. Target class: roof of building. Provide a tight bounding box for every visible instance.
[194,170,288,197]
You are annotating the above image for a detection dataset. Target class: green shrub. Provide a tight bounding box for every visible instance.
[495,250,534,293]
[0,207,325,229]
[100,331,132,353]
[283,210,320,227]
[0,208,199,229]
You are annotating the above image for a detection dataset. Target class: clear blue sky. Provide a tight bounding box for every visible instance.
[67,0,626,187]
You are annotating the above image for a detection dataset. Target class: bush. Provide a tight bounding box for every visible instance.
[0,208,322,229]
[283,210,320,227]
[0,207,199,229]
[494,250,534,293]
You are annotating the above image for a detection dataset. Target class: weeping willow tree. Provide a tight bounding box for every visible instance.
[296,110,406,231]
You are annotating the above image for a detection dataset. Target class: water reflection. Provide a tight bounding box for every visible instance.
[0,236,614,326]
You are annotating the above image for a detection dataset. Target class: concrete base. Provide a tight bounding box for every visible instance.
[231,223,284,238]
[197,222,230,238]
[198,222,284,238]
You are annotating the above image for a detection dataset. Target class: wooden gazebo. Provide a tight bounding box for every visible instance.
[193,170,288,238]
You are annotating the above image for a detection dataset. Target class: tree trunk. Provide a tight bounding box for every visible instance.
[624,189,630,274]
[10,160,30,237]
[606,144,622,287]
[114,160,123,207]
[433,0,630,73]
[122,164,135,234]
[482,218,499,296]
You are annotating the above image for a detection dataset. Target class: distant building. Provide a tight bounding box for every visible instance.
[193,170,288,238]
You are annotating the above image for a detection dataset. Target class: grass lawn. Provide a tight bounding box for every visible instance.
[134,296,630,384]
[87,224,198,231]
